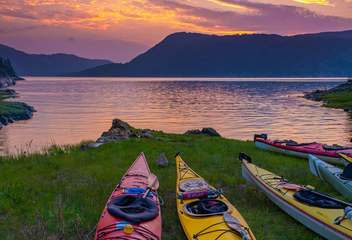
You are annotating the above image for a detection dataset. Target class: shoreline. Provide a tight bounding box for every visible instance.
[0,88,36,128]
[24,76,350,82]
[304,80,352,112]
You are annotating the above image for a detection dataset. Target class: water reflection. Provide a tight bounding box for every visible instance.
[1,77,350,154]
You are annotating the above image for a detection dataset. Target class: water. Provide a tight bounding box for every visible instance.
[2,77,351,155]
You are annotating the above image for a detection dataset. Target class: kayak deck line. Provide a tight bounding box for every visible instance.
[176,155,256,240]
[95,153,162,240]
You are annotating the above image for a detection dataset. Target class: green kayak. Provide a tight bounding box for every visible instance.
[309,154,352,199]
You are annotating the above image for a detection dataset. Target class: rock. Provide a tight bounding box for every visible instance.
[100,119,134,142]
[87,142,104,148]
[201,128,221,137]
[141,130,153,138]
[14,76,25,81]
[184,128,221,137]
[80,142,104,151]
[184,129,202,135]
[97,119,154,143]
[0,116,8,125]
[0,88,17,98]
[156,153,169,167]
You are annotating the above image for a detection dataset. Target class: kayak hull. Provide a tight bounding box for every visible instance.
[255,139,347,166]
[242,159,352,240]
[309,155,352,199]
[95,153,161,240]
[176,155,256,240]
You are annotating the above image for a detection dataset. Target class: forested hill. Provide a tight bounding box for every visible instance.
[75,30,352,77]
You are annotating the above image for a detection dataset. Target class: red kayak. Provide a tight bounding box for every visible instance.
[95,152,161,240]
[254,134,352,165]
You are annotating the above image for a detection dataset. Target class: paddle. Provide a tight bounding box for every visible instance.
[142,174,159,198]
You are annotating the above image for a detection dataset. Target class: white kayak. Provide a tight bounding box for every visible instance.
[309,154,352,200]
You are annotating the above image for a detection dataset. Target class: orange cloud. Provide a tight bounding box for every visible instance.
[0,0,351,46]
[293,0,332,5]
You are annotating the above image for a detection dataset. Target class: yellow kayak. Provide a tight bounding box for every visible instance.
[176,154,256,240]
[240,153,352,240]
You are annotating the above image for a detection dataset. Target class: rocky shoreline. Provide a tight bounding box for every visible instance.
[0,57,35,128]
[83,118,221,148]
[304,79,352,112]
[0,76,24,88]
[0,88,36,129]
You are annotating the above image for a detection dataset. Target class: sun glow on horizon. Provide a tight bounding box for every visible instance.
[0,0,351,56]
[293,0,332,5]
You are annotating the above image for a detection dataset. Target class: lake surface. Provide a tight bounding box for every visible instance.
[2,77,351,154]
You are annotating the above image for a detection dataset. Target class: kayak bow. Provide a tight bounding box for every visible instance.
[95,152,162,240]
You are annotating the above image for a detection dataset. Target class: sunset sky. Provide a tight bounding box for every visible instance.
[1,0,352,62]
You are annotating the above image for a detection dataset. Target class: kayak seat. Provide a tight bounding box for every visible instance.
[323,144,352,151]
[274,140,298,145]
[274,140,315,147]
[184,199,228,217]
[286,142,316,147]
[340,164,352,180]
[293,189,347,209]
[107,195,159,223]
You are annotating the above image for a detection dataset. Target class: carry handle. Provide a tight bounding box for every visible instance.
[239,152,252,163]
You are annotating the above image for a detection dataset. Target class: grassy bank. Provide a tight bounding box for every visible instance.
[319,90,352,109]
[0,132,341,239]
[304,80,352,111]
[0,89,35,124]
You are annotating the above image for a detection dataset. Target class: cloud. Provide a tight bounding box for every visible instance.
[151,0,352,34]
[293,0,331,5]
[0,0,351,47]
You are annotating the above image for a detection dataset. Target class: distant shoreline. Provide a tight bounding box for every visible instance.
[23,76,349,82]
[304,80,352,112]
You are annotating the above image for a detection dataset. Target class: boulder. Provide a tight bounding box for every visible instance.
[185,128,221,137]
[201,128,221,137]
[0,116,8,125]
[184,129,202,135]
[156,153,169,167]
[141,130,153,138]
[96,119,154,144]
[102,119,134,138]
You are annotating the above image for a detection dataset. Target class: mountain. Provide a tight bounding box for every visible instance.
[0,44,112,76]
[75,30,352,77]
[0,58,21,88]
[0,38,148,63]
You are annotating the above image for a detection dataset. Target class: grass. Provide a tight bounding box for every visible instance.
[0,90,31,117]
[0,101,31,116]
[320,90,352,109]
[0,132,342,239]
